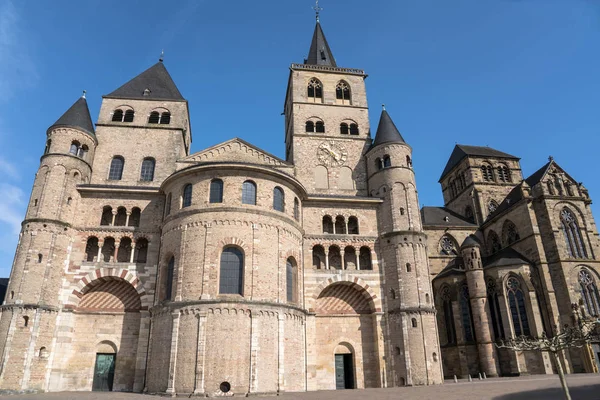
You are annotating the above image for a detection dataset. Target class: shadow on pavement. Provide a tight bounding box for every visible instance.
[493,384,600,400]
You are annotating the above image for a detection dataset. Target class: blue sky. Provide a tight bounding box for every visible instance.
[0,0,599,277]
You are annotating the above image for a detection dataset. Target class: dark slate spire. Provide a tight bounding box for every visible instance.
[305,21,337,67]
[106,62,184,100]
[48,94,95,138]
[371,107,406,148]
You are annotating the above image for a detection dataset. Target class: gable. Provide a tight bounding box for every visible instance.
[178,138,292,169]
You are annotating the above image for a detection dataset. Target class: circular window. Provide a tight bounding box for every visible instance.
[220,381,231,393]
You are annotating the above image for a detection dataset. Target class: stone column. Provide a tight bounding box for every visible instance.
[324,249,329,270]
[133,310,150,392]
[340,249,345,270]
[193,313,207,395]
[125,211,131,227]
[277,314,285,393]
[96,241,103,262]
[113,245,119,263]
[129,241,136,264]
[165,311,180,395]
[111,210,117,226]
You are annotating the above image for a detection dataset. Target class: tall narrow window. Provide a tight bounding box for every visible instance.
[305,121,315,133]
[383,156,391,168]
[129,207,141,227]
[441,286,456,345]
[375,158,384,171]
[335,216,346,234]
[112,109,124,122]
[307,78,323,101]
[340,123,349,135]
[210,179,224,203]
[293,198,300,221]
[348,216,359,234]
[108,156,124,180]
[460,285,476,342]
[242,181,257,205]
[487,279,505,340]
[44,139,51,154]
[100,206,113,226]
[481,164,494,182]
[219,247,244,295]
[182,184,193,208]
[349,123,359,135]
[579,269,600,317]
[123,109,134,122]
[85,236,99,262]
[70,141,80,155]
[560,208,588,259]
[160,112,171,124]
[315,121,325,133]
[359,246,372,270]
[322,215,333,234]
[273,187,284,212]
[498,165,511,182]
[77,145,88,159]
[148,111,160,124]
[506,277,530,337]
[286,257,296,302]
[165,193,172,216]
[502,220,520,245]
[140,158,155,181]
[335,81,351,103]
[166,256,175,301]
[488,230,501,254]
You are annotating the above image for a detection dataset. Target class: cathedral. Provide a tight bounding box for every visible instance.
[0,12,599,396]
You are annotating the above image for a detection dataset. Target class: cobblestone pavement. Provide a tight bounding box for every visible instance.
[4,374,600,400]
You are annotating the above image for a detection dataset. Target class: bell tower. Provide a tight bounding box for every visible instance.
[283,14,371,195]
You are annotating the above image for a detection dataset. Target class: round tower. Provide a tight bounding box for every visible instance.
[0,94,96,390]
[460,235,499,377]
[366,108,443,386]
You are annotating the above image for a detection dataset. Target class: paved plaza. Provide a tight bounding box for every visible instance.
[3,374,600,400]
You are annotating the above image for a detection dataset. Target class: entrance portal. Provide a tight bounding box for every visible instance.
[92,353,115,391]
[335,353,354,389]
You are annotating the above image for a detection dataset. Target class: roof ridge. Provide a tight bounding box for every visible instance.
[106,62,184,100]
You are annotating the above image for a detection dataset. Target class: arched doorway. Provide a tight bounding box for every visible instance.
[92,341,117,391]
[334,343,355,389]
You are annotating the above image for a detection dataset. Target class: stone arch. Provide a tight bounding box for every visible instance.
[309,277,381,313]
[333,341,356,355]
[68,268,147,309]
[217,237,249,256]
[552,201,588,229]
[97,340,118,353]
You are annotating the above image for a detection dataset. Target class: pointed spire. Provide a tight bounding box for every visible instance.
[371,108,405,148]
[106,62,184,100]
[48,96,95,138]
[305,16,336,67]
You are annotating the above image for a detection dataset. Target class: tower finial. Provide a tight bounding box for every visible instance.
[548,155,554,162]
[382,103,386,111]
[313,0,323,22]
[159,49,164,62]
[82,90,86,99]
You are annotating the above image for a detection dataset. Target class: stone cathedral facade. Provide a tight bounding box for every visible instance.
[0,16,599,395]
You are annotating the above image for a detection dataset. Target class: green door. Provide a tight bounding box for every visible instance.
[92,353,115,391]
[334,354,354,389]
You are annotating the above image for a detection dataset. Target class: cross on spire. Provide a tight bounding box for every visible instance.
[159,49,164,63]
[313,0,323,22]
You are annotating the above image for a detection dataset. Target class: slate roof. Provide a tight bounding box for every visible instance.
[434,259,465,279]
[485,185,524,222]
[461,235,481,249]
[440,145,519,181]
[483,247,531,268]
[0,278,8,303]
[525,161,552,187]
[305,21,337,67]
[421,206,478,228]
[48,96,95,138]
[106,62,184,100]
[370,109,406,149]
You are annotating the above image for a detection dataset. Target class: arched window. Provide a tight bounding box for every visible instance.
[165,193,172,216]
[465,206,474,223]
[488,200,499,214]
[579,269,600,317]
[140,158,155,181]
[406,155,412,167]
[506,277,531,337]
[322,215,333,234]
[335,81,351,103]
[117,237,132,262]
[487,279,505,340]
[359,246,372,270]
[502,220,520,245]
[160,112,171,124]
[242,181,257,205]
[123,109,134,122]
[460,285,476,342]
[114,206,127,226]
[286,257,297,302]
[182,184,193,208]
[340,123,349,135]
[129,207,141,227]
[406,263,411,272]
[70,141,80,155]
[383,156,391,168]
[488,230,501,254]
[44,139,51,154]
[77,144,88,159]
[560,207,588,259]
[348,216,359,234]
[328,245,342,270]
[148,111,159,124]
[219,247,244,295]
[498,165,511,182]
[100,206,113,226]
[136,238,148,263]
[411,318,418,328]
[312,245,326,269]
[375,158,383,171]
[293,198,300,221]
[344,246,357,269]
[165,256,175,300]
[335,216,346,234]
[273,187,284,212]
[85,237,99,262]
[349,123,359,135]
[101,238,115,262]
[307,78,323,101]
[305,121,315,132]
[441,286,456,345]
[481,164,494,182]
[439,235,458,255]
[108,156,124,180]
[112,109,124,122]
[315,121,325,133]
[209,179,223,203]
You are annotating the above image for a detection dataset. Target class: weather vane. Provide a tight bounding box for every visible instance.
[159,49,164,63]
[313,0,323,22]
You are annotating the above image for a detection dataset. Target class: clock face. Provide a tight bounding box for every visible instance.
[317,141,348,166]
